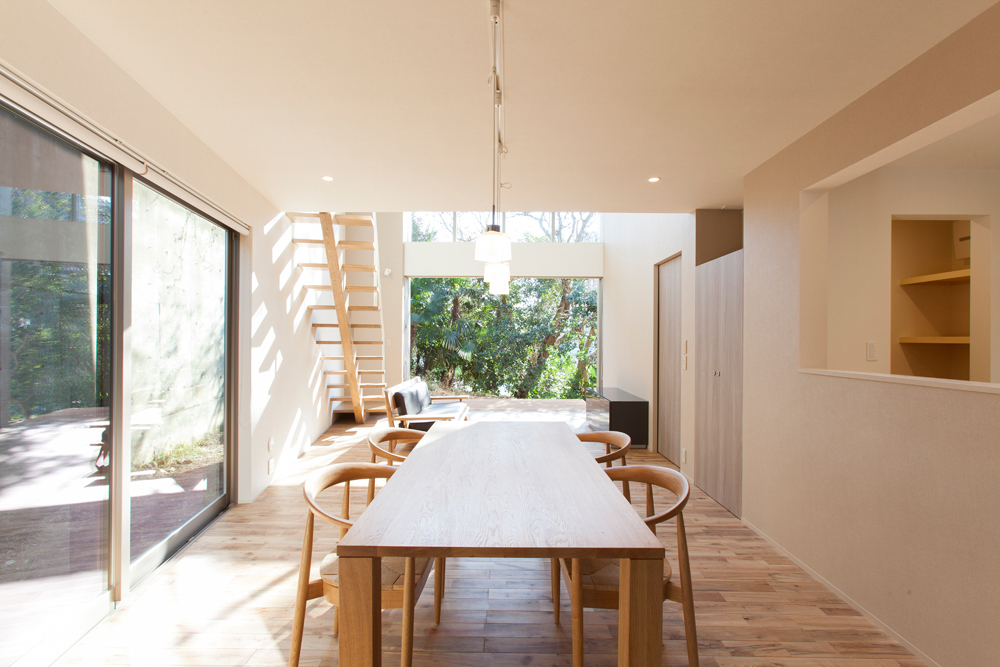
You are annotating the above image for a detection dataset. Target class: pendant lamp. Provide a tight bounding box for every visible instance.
[476,0,512,282]
[483,260,510,285]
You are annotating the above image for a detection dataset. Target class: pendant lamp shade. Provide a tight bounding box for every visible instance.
[483,261,510,285]
[474,227,511,262]
[488,277,510,295]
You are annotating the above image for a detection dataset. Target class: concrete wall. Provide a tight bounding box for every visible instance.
[0,0,327,502]
[743,5,1000,665]
[601,213,695,475]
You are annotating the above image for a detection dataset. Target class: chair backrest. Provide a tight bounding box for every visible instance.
[383,377,430,427]
[303,462,395,537]
[577,430,631,464]
[369,427,426,464]
[605,464,689,529]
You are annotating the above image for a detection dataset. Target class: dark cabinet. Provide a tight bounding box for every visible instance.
[586,387,648,447]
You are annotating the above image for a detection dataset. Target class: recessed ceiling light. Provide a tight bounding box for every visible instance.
[648,177,660,183]
[321,176,333,181]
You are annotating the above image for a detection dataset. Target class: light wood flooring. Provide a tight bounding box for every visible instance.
[58,418,928,667]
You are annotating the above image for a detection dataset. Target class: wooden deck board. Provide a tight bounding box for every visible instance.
[56,415,927,667]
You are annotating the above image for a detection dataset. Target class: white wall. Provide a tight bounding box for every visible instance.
[601,213,695,474]
[822,167,998,380]
[404,241,604,278]
[743,6,1000,664]
[376,213,406,388]
[0,0,327,502]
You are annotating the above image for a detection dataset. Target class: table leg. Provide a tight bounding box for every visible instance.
[618,558,663,667]
[339,556,382,667]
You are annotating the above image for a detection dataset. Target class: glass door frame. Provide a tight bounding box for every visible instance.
[118,173,238,590]
[0,86,243,664]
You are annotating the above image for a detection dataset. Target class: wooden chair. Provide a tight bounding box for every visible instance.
[551,465,698,667]
[577,431,631,502]
[290,462,443,667]
[366,427,449,624]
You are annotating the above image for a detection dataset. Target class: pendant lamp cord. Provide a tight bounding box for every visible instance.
[489,1,507,230]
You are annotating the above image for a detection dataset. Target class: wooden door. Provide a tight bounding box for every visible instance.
[656,256,682,464]
[695,249,743,516]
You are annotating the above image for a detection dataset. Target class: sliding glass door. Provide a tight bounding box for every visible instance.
[0,101,237,665]
[129,181,230,575]
[0,105,114,665]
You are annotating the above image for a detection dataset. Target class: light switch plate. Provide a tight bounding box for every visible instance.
[866,341,878,361]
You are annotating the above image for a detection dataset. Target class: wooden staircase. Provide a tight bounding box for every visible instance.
[287,211,387,423]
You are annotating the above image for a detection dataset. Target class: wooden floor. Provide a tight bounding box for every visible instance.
[58,417,927,667]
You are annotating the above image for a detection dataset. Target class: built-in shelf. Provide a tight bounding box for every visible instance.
[899,268,970,286]
[898,336,970,345]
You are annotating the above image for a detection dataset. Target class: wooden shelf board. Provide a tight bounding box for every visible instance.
[898,336,970,345]
[899,269,970,286]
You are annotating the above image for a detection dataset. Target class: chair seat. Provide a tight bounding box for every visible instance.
[568,557,672,596]
[321,552,431,591]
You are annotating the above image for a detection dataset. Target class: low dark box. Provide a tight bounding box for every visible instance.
[585,387,648,447]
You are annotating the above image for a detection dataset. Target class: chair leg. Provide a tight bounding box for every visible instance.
[677,514,699,667]
[289,513,315,667]
[402,557,416,667]
[646,483,655,536]
[571,558,583,667]
[333,605,339,635]
[434,557,445,625]
[367,456,376,505]
[550,558,560,624]
[621,457,631,503]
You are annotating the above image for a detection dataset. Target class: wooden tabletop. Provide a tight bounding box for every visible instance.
[337,421,663,559]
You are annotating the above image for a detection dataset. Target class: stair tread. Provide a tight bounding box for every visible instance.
[343,264,376,272]
[292,238,325,244]
[345,285,378,292]
[350,324,381,328]
[349,305,380,311]
[339,241,375,250]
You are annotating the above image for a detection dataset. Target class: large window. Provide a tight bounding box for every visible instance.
[0,102,236,665]
[408,211,601,242]
[129,182,229,564]
[410,277,598,398]
[0,104,113,664]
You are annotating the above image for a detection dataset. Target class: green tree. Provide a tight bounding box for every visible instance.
[409,277,597,399]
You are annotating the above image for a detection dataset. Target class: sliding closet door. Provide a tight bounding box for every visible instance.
[695,249,743,517]
[657,256,682,463]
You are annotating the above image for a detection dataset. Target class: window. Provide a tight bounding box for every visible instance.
[0,104,114,663]
[0,100,238,663]
[409,211,601,242]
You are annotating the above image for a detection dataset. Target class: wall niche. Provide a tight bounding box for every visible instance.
[891,219,972,380]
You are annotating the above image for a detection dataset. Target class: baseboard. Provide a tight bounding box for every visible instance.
[740,517,942,667]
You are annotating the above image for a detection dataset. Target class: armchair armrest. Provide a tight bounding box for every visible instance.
[395,413,462,423]
[430,395,469,402]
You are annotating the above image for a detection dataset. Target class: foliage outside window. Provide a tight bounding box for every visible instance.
[408,211,601,243]
[410,277,598,399]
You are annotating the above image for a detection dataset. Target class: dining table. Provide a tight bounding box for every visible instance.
[336,420,665,667]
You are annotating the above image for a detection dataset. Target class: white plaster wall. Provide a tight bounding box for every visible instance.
[825,167,999,379]
[743,6,1000,664]
[601,213,696,476]
[376,213,406,388]
[404,241,604,278]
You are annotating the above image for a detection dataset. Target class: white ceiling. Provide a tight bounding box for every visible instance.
[47,0,998,213]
